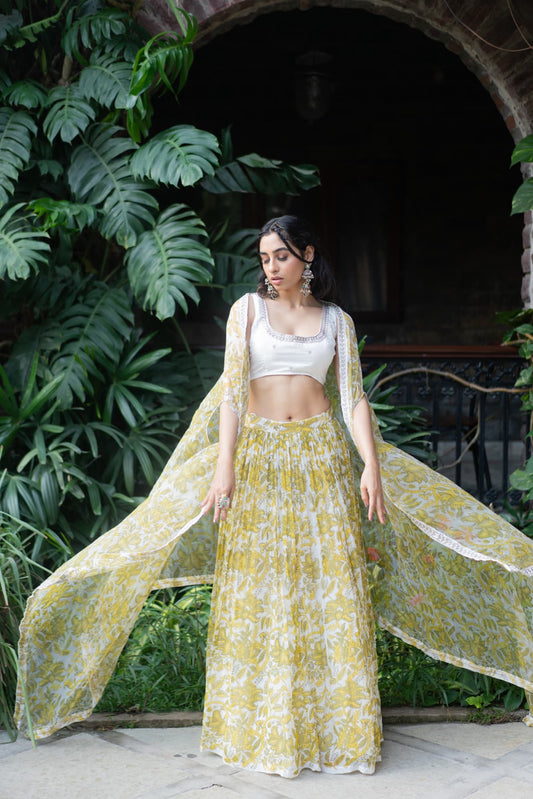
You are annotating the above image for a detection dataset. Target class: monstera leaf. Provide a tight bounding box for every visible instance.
[201,153,320,195]
[126,3,196,141]
[3,80,48,110]
[43,84,96,144]
[62,8,131,64]
[79,51,136,110]
[68,123,157,247]
[46,284,134,409]
[0,204,50,280]
[0,108,36,205]
[129,5,196,98]
[211,228,259,303]
[130,125,220,187]
[125,204,214,319]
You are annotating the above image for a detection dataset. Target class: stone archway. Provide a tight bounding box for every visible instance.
[138,0,533,304]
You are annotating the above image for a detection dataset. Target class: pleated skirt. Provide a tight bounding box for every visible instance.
[200,408,382,778]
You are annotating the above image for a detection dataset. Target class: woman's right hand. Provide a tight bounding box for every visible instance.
[201,457,235,523]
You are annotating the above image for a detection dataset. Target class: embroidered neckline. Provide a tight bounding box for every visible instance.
[257,293,330,343]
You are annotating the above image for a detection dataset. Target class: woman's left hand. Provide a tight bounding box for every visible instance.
[360,461,387,524]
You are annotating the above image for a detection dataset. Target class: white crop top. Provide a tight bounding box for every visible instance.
[249,293,336,385]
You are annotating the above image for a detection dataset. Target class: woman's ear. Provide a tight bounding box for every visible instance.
[304,245,315,263]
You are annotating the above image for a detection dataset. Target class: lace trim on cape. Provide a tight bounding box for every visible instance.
[403,509,533,576]
[378,615,533,694]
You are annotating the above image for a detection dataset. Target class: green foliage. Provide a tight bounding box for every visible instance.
[0,204,50,279]
[3,79,48,109]
[0,107,36,204]
[210,227,259,304]
[125,205,214,318]
[0,0,325,734]
[62,8,131,63]
[28,197,98,232]
[131,125,220,187]
[43,85,97,144]
[96,586,212,713]
[129,5,196,99]
[0,0,320,561]
[201,154,321,195]
[376,628,525,711]
[363,350,433,462]
[68,123,158,247]
[79,50,137,110]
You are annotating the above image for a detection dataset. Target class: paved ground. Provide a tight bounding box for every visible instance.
[3,716,533,799]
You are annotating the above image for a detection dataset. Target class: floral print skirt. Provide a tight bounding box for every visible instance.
[200,408,382,778]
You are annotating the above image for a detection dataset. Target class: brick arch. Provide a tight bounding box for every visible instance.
[137,0,533,303]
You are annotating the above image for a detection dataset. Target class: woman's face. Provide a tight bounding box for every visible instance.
[259,232,314,295]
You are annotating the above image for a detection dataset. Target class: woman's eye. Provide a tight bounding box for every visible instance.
[278,256,288,262]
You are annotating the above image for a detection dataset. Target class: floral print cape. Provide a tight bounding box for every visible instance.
[15,293,533,739]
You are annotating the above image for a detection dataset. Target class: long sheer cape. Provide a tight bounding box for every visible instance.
[15,294,533,738]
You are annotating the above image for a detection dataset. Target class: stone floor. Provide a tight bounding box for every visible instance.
[2,721,533,799]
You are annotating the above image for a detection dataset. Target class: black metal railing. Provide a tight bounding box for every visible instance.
[362,346,528,507]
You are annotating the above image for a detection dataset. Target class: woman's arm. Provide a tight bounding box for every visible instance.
[334,307,386,525]
[352,396,387,524]
[201,401,239,522]
[201,294,253,523]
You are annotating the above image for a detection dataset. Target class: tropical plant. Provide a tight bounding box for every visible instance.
[375,628,524,711]
[96,585,212,713]
[0,0,319,557]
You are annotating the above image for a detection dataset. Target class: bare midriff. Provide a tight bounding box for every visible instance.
[248,374,331,421]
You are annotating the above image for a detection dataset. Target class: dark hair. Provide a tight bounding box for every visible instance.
[256,215,336,302]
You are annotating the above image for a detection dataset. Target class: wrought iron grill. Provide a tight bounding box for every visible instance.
[362,346,528,508]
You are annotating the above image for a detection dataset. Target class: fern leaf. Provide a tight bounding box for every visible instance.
[125,204,214,319]
[0,204,50,280]
[43,84,96,144]
[130,125,220,187]
[0,107,36,205]
[68,123,157,248]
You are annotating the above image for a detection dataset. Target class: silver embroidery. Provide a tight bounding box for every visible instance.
[258,293,330,343]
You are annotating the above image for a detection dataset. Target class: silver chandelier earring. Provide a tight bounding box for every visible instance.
[264,277,279,300]
[301,263,314,297]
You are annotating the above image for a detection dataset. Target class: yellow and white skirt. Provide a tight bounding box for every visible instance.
[200,408,382,778]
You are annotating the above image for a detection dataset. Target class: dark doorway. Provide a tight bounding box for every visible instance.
[172,7,523,346]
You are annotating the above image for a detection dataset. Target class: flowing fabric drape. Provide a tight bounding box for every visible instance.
[15,293,533,739]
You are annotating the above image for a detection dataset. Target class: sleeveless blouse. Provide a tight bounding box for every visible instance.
[249,293,336,385]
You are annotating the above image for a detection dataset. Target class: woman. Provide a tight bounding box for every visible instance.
[15,217,533,775]
[199,216,386,776]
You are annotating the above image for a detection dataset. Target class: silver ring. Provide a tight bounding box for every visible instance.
[217,495,230,510]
